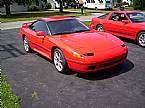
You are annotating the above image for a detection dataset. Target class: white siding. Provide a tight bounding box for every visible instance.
[0,3,27,14]
[48,0,56,8]
[122,0,132,5]
[0,0,55,14]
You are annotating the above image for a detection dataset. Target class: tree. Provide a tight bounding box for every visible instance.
[55,0,63,12]
[0,0,34,15]
[55,0,74,12]
[0,0,13,15]
[133,0,145,10]
[117,0,122,3]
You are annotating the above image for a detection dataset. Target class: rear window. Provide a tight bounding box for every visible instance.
[97,13,109,19]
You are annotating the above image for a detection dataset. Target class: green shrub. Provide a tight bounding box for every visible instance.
[114,3,122,8]
[28,5,40,11]
[133,0,145,10]
[44,3,52,9]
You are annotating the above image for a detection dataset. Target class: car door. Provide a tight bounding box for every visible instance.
[37,22,53,58]
[29,20,49,52]
[106,12,135,37]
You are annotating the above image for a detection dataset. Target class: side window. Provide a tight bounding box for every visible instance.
[110,13,128,21]
[109,13,120,21]
[29,21,49,35]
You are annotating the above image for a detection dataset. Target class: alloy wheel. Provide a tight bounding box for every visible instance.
[138,33,145,47]
[54,50,64,72]
[96,25,104,32]
[23,37,30,52]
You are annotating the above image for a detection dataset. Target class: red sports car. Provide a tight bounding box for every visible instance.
[90,11,145,47]
[20,16,128,73]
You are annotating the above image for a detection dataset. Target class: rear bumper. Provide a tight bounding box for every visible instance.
[67,52,127,73]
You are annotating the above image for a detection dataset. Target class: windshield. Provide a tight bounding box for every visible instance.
[127,12,145,23]
[47,19,90,35]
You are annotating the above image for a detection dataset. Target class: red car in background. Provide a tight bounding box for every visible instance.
[20,16,128,74]
[90,11,145,47]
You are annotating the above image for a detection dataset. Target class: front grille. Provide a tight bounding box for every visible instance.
[88,66,96,70]
[99,58,123,68]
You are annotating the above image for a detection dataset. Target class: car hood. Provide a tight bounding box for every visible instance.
[58,32,121,54]
[135,22,145,26]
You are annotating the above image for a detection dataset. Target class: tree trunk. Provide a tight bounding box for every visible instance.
[59,0,63,12]
[5,4,11,16]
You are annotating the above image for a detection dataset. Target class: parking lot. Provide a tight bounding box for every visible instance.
[0,28,145,108]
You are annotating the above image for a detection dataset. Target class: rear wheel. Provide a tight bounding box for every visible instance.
[96,24,105,32]
[53,48,69,74]
[137,32,145,47]
[23,36,32,52]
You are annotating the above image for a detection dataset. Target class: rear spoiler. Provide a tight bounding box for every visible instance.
[22,21,33,28]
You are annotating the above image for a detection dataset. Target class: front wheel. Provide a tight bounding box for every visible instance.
[137,32,145,47]
[96,24,105,32]
[53,48,69,74]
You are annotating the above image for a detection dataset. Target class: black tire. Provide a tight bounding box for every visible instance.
[136,32,145,47]
[53,48,69,74]
[96,24,105,32]
[23,36,32,53]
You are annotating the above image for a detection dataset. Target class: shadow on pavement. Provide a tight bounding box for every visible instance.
[36,52,134,78]
[36,53,76,75]
[76,59,134,81]
[0,43,26,60]
[115,36,139,47]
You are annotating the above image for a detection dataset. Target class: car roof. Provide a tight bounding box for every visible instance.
[111,11,141,14]
[38,16,74,22]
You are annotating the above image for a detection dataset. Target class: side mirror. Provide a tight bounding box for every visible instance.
[122,20,130,24]
[36,31,45,38]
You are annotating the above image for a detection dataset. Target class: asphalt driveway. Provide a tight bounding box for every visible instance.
[0,28,145,108]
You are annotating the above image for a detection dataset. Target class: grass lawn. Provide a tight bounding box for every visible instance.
[83,21,91,26]
[0,7,135,23]
[0,10,91,23]
[0,69,20,108]
[65,8,111,13]
[124,6,134,11]
[66,7,135,13]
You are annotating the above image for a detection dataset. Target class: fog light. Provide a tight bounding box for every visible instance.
[121,44,126,47]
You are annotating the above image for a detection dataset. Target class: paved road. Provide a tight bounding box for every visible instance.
[0,28,145,108]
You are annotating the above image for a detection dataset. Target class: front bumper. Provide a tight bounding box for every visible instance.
[67,51,128,73]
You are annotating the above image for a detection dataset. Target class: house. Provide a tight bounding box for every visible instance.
[122,0,132,5]
[0,0,56,14]
[48,0,56,8]
[112,0,133,6]
[0,3,27,14]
